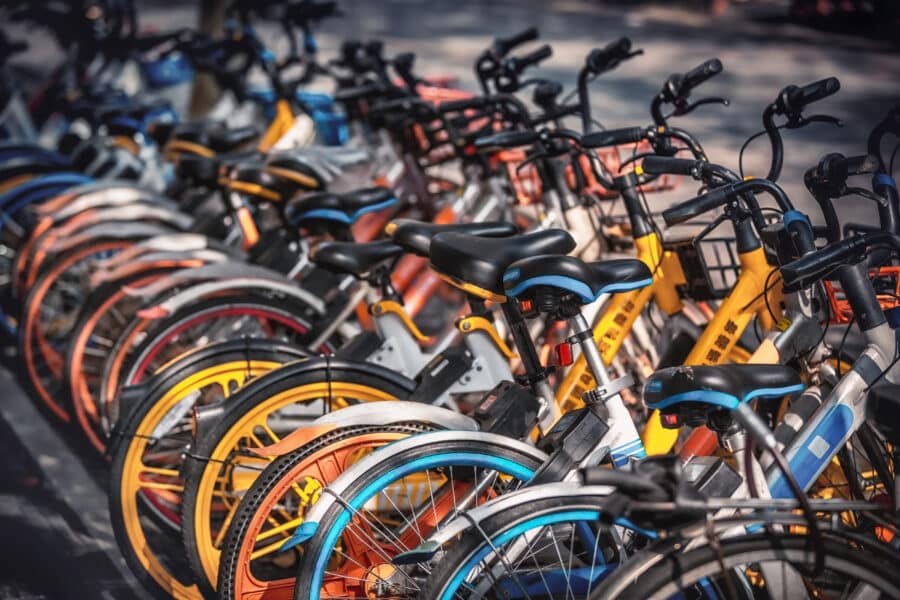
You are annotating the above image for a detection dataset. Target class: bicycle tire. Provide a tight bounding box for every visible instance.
[108,339,305,600]
[422,489,627,600]
[294,432,547,600]
[592,531,900,599]
[217,423,436,600]
[98,292,324,426]
[179,359,417,596]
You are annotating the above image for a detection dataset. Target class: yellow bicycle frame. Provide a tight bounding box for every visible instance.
[554,230,782,454]
[257,99,296,152]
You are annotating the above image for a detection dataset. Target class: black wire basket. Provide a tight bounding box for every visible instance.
[669,234,741,301]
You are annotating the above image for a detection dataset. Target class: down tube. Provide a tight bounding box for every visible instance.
[642,264,771,454]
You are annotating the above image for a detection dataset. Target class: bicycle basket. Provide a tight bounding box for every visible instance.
[669,233,740,301]
[824,266,900,324]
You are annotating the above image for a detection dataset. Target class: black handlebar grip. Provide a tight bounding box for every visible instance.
[438,96,489,113]
[785,77,840,113]
[581,126,644,148]
[682,58,723,92]
[474,130,539,149]
[641,156,699,176]
[662,185,732,226]
[845,154,879,176]
[779,236,865,288]
[512,44,553,71]
[493,27,539,57]
[586,37,631,72]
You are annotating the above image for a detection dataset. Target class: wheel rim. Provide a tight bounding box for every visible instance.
[191,382,399,589]
[310,454,536,600]
[22,241,129,420]
[224,430,423,600]
[117,359,282,599]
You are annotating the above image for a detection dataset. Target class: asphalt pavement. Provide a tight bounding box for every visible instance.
[0,354,149,599]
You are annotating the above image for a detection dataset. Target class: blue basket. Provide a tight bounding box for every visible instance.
[297,91,348,145]
[141,54,194,89]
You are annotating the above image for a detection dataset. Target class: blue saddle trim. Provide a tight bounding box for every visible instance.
[744,383,805,402]
[646,383,804,411]
[873,173,896,191]
[292,197,397,225]
[505,274,652,303]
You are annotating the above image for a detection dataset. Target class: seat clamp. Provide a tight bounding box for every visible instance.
[582,374,635,405]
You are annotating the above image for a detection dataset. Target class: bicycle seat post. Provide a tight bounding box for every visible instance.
[567,311,611,389]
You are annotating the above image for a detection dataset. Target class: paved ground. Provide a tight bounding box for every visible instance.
[0,354,149,599]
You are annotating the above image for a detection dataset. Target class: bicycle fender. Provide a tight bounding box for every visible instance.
[287,431,547,548]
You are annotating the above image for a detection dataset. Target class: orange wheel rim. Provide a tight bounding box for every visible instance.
[228,432,409,600]
[22,241,130,421]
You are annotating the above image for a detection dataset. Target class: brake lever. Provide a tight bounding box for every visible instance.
[514,152,545,175]
[786,113,843,129]
[670,96,730,117]
[603,49,643,73]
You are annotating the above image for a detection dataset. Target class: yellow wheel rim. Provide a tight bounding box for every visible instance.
[119,360,281,599]
[191,381,397,588]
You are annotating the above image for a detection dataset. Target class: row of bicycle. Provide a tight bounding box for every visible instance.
[1,0,899,599]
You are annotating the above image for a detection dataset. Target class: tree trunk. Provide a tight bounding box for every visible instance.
[188,0,227,118]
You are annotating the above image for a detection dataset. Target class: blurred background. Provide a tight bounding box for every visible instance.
[0,2,897,598]
[7,0,899,222]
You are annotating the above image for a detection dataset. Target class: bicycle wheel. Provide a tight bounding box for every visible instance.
[19,237,137,420]
[64,265,194,453]
[294,432,547,600]
[98,292,326,428]
[422,488,629,600]
[179,359,416,596]
[108,339,305,600]
[592,531,900,600]
[217,424,435,600]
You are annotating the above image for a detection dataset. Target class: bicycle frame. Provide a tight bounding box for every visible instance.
[555,228,781,455]
[766,320,896,498]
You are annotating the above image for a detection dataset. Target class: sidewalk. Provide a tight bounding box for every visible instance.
[0,363,149,599]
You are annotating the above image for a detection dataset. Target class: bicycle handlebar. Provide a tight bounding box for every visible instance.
[492,27,539,58]
[779,233,888,290]
[779,77,840,115]
[681,58,723,95]
[652,58,724,126]
[508,44,553,72]
[662,185,733,226]
[662,178,792,226]
[641,155,699,176]
[580,126,645,148]
[586,37,633,73]
[474,130,540,149]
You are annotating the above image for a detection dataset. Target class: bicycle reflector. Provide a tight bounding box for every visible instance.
[554,341,574,367]
[519,298,538,317]
[661,413,681,428]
